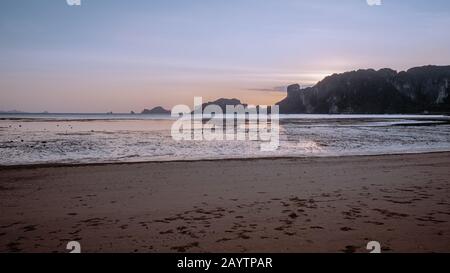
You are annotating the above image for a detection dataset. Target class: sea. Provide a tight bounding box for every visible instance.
[1,113,449,166]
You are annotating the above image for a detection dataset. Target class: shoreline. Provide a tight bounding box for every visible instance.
[1,113,449,123]
[1,152,449,252]
[1,150,450,170]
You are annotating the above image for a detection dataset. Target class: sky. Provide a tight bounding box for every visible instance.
[1,0,450,113]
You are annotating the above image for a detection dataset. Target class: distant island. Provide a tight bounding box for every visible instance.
[276,65,450,114]
[141,106,171,115]
[0,110,27,114]
[0,110,50,114]
[196,98,247,112]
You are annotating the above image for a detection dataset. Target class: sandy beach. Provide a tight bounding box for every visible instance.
[0,152,449,253]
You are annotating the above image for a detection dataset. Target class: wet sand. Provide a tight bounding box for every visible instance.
[0,152,449,253]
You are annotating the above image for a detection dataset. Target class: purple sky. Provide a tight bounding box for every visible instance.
[1,0,450,112]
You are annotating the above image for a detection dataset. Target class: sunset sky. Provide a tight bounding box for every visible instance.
[1,0,450,112]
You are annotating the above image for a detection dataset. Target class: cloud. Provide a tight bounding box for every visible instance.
[246,86,287,93]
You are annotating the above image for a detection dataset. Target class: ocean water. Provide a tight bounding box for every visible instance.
[0,114,449,165]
